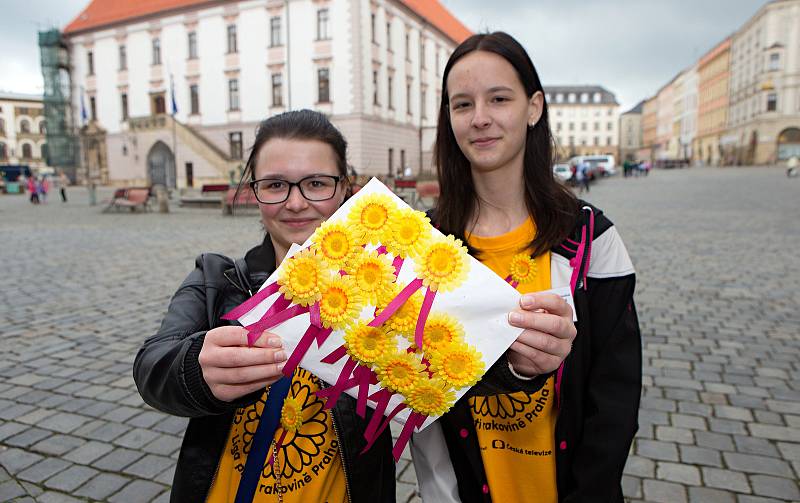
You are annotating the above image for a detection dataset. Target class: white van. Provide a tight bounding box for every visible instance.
[568,155,617,177]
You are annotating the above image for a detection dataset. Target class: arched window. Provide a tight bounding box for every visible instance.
[22,143,32,159]
[0,143,7,160]
[20,119,30,134]
[0,118,5,134]
[39,120,47,134]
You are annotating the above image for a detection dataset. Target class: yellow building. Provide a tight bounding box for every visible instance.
[695,37,731,165]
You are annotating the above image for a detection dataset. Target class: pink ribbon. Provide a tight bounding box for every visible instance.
[391,412,427,462]
[413,287,436,351]
[281,324,332,378]
[309,302,322,329]
[392,256,404,277]
[504,275,520,289]
[316,353,376,417]
[245,303,308,346]
[266,429,289,466]
[369,278,423,328]
[361,400,408,454]
[221,282,280,321]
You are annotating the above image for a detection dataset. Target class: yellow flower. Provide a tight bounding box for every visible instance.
[344,251,396,305]
[428,342,485,388]
[343,322,395,365]
[318,276,363,330]
[407,312,464,352]
[311,220,360,270]
[414,234,470,293]
[348,193,397,245]
[405,378,456,416]
[375,283,422,336]
[385,209,431,259]
[509,253,538,284]
[375,352,426,395]
[278,248,327,307]
[280,395,305,433]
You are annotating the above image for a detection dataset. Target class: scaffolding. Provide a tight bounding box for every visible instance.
[38,29,79,180]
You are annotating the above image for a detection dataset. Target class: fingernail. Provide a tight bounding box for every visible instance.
[268,338,282,348]
[274,350,286,361]
[508,312,523,325]
[277,362,286,372]
[520,294,535,308]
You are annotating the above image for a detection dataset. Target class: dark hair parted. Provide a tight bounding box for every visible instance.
[236,109,349,203]
[433,31,578,257]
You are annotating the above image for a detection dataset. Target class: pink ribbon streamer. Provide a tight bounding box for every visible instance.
[361,400,408,454]
[375,245,388,255]
[221,282,280,321]
[242,295,292,346]
[245,303,309,346]
[281,324,332,378]
[362,389,395,441]
[392,256,404,277]
[504,275,519,289]
[413,287,436,351]
[391,411,428,462]
[309,302,322,329]
[316,356,376,417]
[368,278,423,328]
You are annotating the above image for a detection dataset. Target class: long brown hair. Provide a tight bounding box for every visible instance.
[434,32,578,257]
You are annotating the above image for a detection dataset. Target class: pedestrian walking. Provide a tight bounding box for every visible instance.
[57,170,69,202]
[27,176,39,204]
[38,176,49,203]
[576,160,590,193]
[411,31,641,503]
[787,155,798,178]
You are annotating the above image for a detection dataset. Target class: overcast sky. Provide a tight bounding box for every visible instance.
[1,0,765,111]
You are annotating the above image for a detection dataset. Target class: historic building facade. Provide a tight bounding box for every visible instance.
[0,92,49,171]
[619,101,643,162]
[60,0,470,187]
[695,37,731,165]
[545,85,619,160]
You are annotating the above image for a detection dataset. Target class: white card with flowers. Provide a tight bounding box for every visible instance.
[229,177,524,458]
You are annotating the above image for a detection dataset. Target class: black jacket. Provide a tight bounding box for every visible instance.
[435,204,642,503]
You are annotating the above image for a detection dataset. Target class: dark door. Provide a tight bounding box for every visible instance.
[185,162,194,188]
[147,141,175,188]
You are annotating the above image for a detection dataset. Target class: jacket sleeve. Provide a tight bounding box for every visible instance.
[461,354,551,399]
[564,273,642,502]
[133,255,257,418]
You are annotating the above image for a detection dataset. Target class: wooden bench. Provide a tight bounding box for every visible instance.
[222,187,260,215]
[201,183,230,194]
[103,187,151,213]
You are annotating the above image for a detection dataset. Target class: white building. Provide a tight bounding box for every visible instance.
[61,0,470,188]
[0,92,49,171]
[672,64,698,161]
[544,86,619,160]
[727,0,800,164]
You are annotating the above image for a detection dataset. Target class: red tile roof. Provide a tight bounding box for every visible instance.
[64,0,472,44]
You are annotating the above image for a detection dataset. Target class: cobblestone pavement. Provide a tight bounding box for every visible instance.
[0,166,798,502]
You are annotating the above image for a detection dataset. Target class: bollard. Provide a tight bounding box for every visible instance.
[88,182,97,206]
[155,185,170,213]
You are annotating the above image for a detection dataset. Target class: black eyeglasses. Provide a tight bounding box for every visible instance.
[249,174,344,204]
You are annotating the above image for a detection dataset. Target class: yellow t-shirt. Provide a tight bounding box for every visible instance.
[206,368,347,502]
[466,218,558,503]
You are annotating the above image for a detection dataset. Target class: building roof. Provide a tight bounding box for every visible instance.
[543,85,619,106]
[0,91,43,103]
[64,0,472,44]
[622,100,645,115]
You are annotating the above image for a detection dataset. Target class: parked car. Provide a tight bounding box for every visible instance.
[553,163,572,182]
[569,155,617,178]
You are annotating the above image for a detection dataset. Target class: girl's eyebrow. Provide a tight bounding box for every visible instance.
[450,86,514,101]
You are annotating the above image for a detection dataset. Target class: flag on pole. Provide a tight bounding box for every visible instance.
[170,74,178,116]
[80,86,88,125]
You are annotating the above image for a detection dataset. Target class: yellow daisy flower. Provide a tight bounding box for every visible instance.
[318,276,363,330]
[405,378,456,417]
[375,283,423,336]
[343,322,395,366]
[414,234,470,293]
[509,253,538,284]
[407,312,464,352]
[385,208,431,259]
[280,395,305,433]
[428,342,485,388]
[348,193,397,245]
[278,248,327,307]
[311,220,361,270]
[374,352,426,395]
[344,251,396,305]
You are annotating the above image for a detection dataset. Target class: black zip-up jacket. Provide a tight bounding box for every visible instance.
[134,236,549,502]
[433,204,642,503]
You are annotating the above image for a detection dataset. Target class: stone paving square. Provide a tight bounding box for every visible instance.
[1,166,798,502]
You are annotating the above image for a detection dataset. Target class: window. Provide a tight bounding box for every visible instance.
[87,51,94,75]
[270,17,282,47]
[152,38,161,65]
[594,122,600,131]
[607,137,613,146]
[20,119,30,133]
[121,93,129,120]
[22,143,32,159]
[401,150,406,173]
[420,40,426,68]
[568,93,576,103]
[190,85,199,115]
[317,9,330,40]
[769,53,780,71]
[227,25,237,54]
[568,122,574,131]
[373,71,379,105]
[607,122,613,131]
[90,96,97,120]
[568,136,574,145]
[388,148,394,176]
[767,93,777,112]
[188,32,198,59]
[421,88,427,119]
[556,93,563,103]
[228,79,240,111]
[593,92,601,103]
[272,73,283,106]
[318,68,330,103]
[41,144,48,161]
[593,136,599,146]
[556,122,562,132]
[229,131,243,159]
[387,75,393,109]
[0,118,4,134]
[371,14,376,43]
[435,47,440,75]
[580,93,588,103]
[406,82,412,114]
[581,122,587,131]
[405,31,410,61]
[386,22,392,51]
[119,45,127,70]
[39,121,46,134]
[0,143,6,159]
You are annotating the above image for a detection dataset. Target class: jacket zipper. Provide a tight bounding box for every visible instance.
[323,381,353,503]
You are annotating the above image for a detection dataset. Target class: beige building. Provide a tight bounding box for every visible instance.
[695,37,731,165]
[0,92,49,171]
[639,96,658,161]
[726,0,800,164]
[655,78,676,161]
[58,0,470,188]
[545,86,619,160]
[619,101,643,162]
